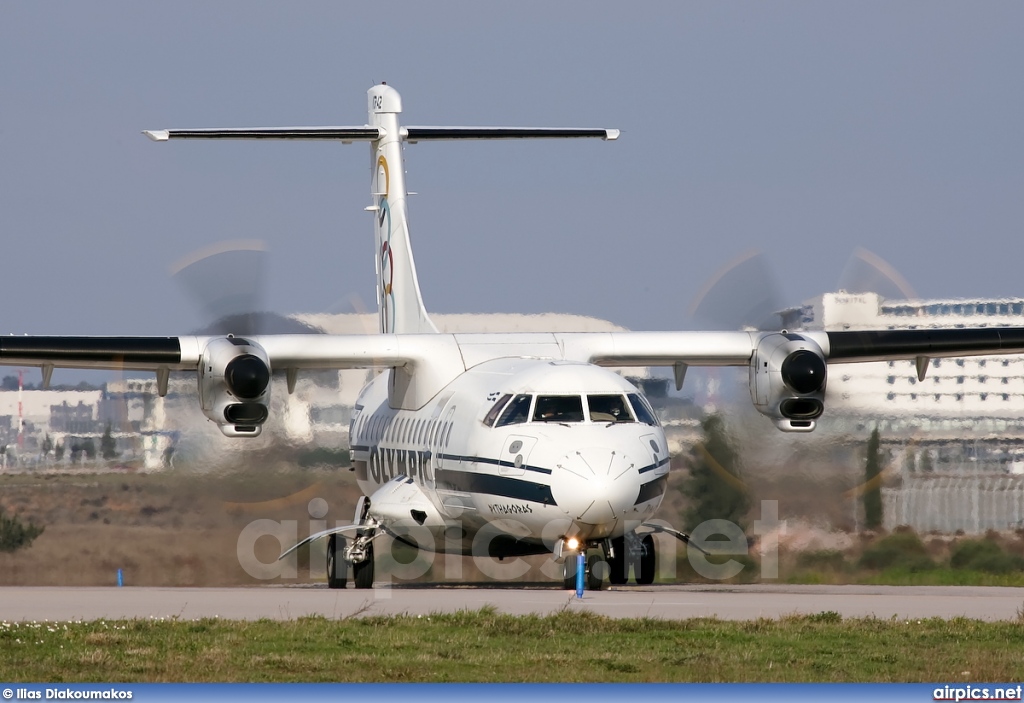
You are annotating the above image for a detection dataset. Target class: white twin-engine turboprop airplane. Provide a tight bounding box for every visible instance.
[5,84,1024,590]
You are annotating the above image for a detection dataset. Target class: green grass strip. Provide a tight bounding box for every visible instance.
[2,609,1024,682]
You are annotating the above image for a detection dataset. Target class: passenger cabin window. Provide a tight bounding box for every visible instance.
[587,394,634,423]
[483,394,512,427]
[496,394,532,427]
[533,395,584,423]
[627,393,660,426]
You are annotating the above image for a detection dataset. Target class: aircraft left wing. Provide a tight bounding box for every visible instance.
[0,333,462,437]
[0,334,461,373]
[0,336,197,372]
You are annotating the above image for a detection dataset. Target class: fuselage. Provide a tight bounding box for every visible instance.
[349,358,670,557]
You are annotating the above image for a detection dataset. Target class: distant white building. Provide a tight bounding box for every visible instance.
[779,293,1024,531]
[0,390,103,434]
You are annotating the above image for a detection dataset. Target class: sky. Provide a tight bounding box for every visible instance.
[2,2,1023,346]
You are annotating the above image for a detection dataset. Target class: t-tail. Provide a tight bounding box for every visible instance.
[367,85,433,334]
[144,84,619,335]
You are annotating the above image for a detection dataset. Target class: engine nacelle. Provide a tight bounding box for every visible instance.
[198,336,272,437]
[749,333,827,432]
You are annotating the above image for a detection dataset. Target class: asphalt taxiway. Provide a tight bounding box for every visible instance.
[2,584,1023,621]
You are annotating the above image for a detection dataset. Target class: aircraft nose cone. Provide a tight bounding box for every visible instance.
[550,448,640,526]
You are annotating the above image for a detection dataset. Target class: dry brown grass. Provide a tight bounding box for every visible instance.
[0,466,572,587]
[0,467,364,587]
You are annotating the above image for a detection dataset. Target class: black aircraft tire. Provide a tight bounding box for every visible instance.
[586,552,605,591]
[636,534,656,585]
[562,558,577,590]
[353,542,375,589]
[606,536,628,585]
[326,534,347,589]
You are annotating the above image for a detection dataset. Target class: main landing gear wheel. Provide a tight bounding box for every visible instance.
[561,558,577,590]
[606,536,628,585]
[636,534,656,585]
[353,542,375,589]
[586,552,606,591]
[326,534,348,590]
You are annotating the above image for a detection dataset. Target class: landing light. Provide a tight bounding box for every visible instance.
[565,537,581,551]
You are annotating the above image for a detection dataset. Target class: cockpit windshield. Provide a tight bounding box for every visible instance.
[488,392,659,427]
[628,392,660,426]
[483,393,512,427]
[495,394,532,427]
[587,394,634,423]
[533,395,585,423]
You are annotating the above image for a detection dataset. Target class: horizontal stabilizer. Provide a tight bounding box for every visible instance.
[143,127,384,142]
[402,126,619,141]
[144,126,619,143]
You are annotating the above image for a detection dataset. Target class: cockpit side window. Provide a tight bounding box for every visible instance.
[496,394,532,427]
[627,393,660,426]
[483,394,512,427]
[587,394,634,423]
[533,395,585,423]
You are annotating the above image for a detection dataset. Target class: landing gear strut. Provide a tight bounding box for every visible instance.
[606,536,628,585]
[323,497,378,589]
[323,530,377,590]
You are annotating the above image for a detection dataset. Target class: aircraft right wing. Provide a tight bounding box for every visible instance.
[552,327,1024,432]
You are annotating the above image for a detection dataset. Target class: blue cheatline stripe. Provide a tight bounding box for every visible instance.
[351,445,552,476]
[635,475,668,505]
[355,442,662,479]
[439,453,553,475]
[638,456,671,474]
[350,446,552,478]
[436,468,556,506]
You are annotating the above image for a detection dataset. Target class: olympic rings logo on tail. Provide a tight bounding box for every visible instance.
[377,155,395,333]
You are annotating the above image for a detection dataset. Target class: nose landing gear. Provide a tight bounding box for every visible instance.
[560,532,658,591]
[561,551,607,591]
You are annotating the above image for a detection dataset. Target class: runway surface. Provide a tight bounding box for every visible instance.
[3,583,1023,621]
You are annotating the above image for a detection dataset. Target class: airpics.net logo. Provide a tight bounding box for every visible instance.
[234,499,785,585]
[934,685,1023,701]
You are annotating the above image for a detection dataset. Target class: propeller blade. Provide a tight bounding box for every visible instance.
[690,250,785,330]
[837,247,918,300]
[170,240,269,335]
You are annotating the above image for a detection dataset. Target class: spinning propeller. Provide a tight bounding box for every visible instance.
[170,240,322,336]
[691,247,918,332]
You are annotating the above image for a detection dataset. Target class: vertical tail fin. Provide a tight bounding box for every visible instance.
[144,85,618,338]
[367,85,437,335]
